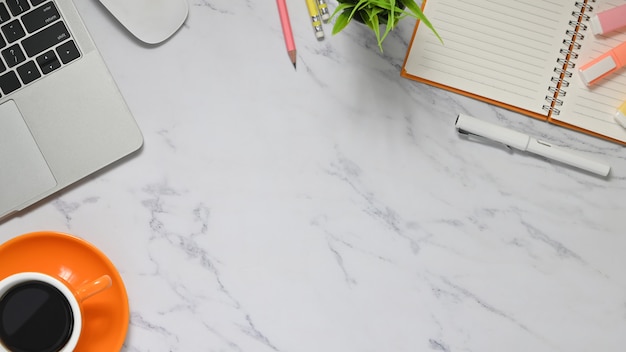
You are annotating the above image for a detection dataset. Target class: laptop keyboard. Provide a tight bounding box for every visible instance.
[0,0,80,97]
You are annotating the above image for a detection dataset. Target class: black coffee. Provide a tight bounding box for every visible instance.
[0,281,74,352]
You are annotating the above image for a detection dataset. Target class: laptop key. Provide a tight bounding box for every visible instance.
[56,40,79,64]
[17,60,40,84]
[0,4,10,23]
[22,21,69,57]
[0,71,21,94]
[36,50,59,74]
[2,44,26,68]
[6,0,30,16]
[2,19,26,43]
[30,0,47,6]
[22,2,60,33]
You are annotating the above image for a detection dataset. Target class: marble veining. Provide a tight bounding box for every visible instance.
[2,0,626,351]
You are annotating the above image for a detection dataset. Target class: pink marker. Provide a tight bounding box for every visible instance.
[590,4,626,35]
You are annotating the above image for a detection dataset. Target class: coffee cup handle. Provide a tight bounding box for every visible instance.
[75,275,112,302]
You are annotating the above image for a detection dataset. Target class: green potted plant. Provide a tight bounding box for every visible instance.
[331,0,440,51]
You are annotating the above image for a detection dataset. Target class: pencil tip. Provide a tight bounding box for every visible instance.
[288,50,297,70]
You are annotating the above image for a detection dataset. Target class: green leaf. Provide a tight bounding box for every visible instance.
[332,10,353,35]
[362,10,382,50]
[353,0,370,11]
[366,7,383,21]
[387,0,395,26]
[330,0,443,50]
[398,0,442,43]
[329,3,354,21]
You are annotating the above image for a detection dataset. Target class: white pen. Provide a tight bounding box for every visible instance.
[455,114,611,177]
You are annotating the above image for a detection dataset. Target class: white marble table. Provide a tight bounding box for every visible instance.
[2,1,626,351]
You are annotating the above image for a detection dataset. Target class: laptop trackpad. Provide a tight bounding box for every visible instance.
[0,100,56,212]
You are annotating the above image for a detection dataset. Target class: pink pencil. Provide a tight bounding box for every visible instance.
[276,0,297,69]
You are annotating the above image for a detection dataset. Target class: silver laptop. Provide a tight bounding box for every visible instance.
[0,0,143,221]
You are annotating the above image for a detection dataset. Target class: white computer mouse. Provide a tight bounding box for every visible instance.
[98,0,188,44]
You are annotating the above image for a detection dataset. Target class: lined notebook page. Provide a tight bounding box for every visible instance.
[403,0,571,116]
[555,0,626,142]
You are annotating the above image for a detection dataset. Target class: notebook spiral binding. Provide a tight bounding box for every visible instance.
[543,0,596,116]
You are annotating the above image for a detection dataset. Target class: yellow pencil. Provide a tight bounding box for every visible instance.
[305,0,324,40]
[316,0,330,22]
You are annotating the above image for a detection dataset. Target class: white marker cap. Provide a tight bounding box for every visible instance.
[589,15,604,35]
[579,55,617,86]
[615,110,626,129]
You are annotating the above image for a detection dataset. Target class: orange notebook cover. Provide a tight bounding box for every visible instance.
[401,0,626,145]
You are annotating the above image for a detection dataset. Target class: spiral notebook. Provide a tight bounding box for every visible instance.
[401,0,626,144]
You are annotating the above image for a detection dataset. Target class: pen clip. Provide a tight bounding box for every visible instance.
[457,128,513,151]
